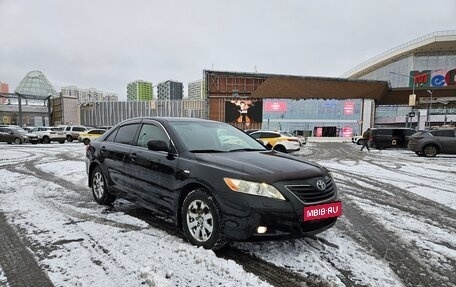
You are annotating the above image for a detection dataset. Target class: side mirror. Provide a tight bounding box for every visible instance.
[147,140,170,152]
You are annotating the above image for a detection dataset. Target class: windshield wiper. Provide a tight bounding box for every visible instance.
[189,149,227,153]
[228,148,265,152]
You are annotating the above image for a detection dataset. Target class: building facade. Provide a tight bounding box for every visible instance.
[61,86,118,103]
[188,79,206,100]
[0,81,9,105]
[127,80,153,101]
[157,80,183,100]
[0,71,55,126]
[344,30,456,129]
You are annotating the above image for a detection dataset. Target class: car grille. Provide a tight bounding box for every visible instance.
[301,218,336,232]
[285,177,335,204]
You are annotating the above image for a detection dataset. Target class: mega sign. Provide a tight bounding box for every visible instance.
[409,68,456,87]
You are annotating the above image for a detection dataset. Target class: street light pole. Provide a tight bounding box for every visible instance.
[427,90,433,128]
[389,71,417,128]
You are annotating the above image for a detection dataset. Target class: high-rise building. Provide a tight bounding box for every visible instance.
[127,80,153,101]
[157,80,183,100]
[187,79,206,100]
[61,86,118,103]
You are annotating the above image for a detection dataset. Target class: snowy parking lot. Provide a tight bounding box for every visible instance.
[0,142,455,286]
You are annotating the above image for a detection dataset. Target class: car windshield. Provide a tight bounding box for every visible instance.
[170,121,266,152]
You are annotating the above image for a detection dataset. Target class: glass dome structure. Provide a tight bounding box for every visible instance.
[15,70,57,99]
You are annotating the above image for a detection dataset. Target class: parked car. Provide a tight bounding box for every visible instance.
[30,126,66,144]
[280,131,306,146]
[85,117,342,250]
[243,129,259,135]
[60,126,90,142]
[407,128,456,157]
[249,130,301,153]
[369,127,416,149]
[0,126,39,144]
[351,135,364,145]
[78,129,106,145]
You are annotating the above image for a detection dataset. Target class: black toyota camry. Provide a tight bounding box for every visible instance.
[85,117,342,249]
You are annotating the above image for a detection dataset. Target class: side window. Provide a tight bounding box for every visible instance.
[114,124,138,145]
[136,123,168,148]
[431,130,452,137]
[74,127,86,132]
[250,133,260,139]
[65,127,71,131]
[104,129,118,142]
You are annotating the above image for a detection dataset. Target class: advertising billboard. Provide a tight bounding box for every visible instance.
[225,99,263,124]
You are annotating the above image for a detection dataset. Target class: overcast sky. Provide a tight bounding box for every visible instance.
[1,0,455,99]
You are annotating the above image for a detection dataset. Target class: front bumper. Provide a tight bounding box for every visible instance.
[217,190,340,241]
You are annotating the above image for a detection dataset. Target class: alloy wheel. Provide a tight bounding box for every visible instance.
[423,145,438,157]
[92,171,104,199]
[186,199,214,242]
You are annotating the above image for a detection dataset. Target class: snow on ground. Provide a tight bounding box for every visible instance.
[0,167,270,287]
[319,146,456,210]
[0,265,7,286]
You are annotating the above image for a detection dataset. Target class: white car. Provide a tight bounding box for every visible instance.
[351,135,365,145]
[249,130,300,153]
[30,127,66,144]
[280,131,306,146]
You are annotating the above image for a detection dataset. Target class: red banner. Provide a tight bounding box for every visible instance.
[344,102,354,115]
[264,101,287,112]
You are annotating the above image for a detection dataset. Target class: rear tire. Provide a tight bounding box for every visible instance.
[66,135,73,142]
[181,188,227,250]
[83,138,90,145]
[91,166,116,205]
[42,136,51,144]
[415,151,424,156]
[58,140,65,144]
[423,145,438,157]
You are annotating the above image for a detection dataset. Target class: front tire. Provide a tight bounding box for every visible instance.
[66,135,73,142]
[42,136,51,144]
[91,166,116,205]
[181,189,227,250]
[14,137,22,144]
[83,138,90,145]
[273,145,286,153]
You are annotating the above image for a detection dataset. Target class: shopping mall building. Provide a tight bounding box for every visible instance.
[206,30,456,137]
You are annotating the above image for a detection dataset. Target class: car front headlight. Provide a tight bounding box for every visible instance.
[223,178,285,200]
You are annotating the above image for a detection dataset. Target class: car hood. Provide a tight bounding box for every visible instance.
[193,151,327,182]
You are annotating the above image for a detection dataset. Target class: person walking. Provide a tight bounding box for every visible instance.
[360,128,371,151]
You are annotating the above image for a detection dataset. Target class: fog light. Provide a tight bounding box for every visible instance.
[257,226,267,234]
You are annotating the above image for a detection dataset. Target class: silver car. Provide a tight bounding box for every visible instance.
[408,128,456,157]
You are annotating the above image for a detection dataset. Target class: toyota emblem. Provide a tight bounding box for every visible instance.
[316,180,326,191]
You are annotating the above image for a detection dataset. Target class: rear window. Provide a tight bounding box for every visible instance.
[373,129,392,135]
[114,124,138,145]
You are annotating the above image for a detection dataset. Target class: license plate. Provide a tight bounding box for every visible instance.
[303,201,342,221]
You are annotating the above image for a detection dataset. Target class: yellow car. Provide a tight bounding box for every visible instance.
[78,129,106,145]
[249,130,300,153]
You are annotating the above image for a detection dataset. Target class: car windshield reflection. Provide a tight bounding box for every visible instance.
[170,121,266,152]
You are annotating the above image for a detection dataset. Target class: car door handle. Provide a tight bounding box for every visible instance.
[100,146,107,154]
[130,153,137,161]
